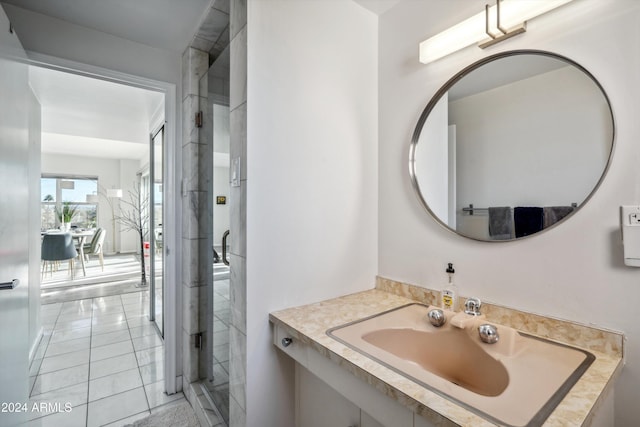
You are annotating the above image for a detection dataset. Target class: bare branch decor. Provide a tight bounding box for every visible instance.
[111,184,149,287]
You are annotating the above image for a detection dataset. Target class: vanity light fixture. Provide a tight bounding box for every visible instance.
[419,0,574,64]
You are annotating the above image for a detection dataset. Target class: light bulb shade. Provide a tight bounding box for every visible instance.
[107,189,123,198]
[419,0,574,64]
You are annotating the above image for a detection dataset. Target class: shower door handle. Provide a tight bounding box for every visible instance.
[222,230,230,266]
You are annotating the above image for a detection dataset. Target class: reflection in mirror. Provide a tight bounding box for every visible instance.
[410,51,614,241]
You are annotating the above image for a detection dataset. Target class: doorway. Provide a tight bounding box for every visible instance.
[28,63,179,426]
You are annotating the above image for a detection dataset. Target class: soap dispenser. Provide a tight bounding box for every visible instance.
[441,263,458,312]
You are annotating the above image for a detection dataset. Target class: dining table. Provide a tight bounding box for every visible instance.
[71,230,95,277]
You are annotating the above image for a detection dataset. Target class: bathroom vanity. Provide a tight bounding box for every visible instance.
[270,278,622,426]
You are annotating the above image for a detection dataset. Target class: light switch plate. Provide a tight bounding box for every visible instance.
[621,206,640,226]
[621,206,640,266]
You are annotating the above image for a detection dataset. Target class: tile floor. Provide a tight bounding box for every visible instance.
[29,291,185,427]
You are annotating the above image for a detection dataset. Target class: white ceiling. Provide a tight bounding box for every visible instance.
[29,66,164,160]
[1,0,200,160]
[1,0,211,52]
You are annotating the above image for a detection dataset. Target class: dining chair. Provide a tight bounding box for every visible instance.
[83,227,103,255]
[41,233,78,279]
[85,228,107,271]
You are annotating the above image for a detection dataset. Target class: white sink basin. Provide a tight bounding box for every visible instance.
[327,303,594,427]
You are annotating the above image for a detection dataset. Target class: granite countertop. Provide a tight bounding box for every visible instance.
[269,283,623,427]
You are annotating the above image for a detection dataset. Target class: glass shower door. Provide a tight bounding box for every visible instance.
[199,45,231,425]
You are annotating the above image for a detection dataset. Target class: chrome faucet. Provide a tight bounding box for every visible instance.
[464,297,482,316]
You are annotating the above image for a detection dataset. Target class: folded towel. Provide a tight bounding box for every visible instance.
[543,206,576,228]
[514,207,544,238]
[488,207,513,240]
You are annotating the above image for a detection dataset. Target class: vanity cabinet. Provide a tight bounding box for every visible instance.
[296,363,417,427]
[274,324,435,427]
[297,364,367,427]
[272,287,623,427]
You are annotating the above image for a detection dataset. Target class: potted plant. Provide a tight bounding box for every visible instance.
[56,202,78,231]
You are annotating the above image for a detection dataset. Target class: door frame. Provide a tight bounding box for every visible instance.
[150,123,165,335]
[23,51,181,395]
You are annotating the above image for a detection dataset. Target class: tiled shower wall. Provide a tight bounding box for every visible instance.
[181,45,209,392]
[228,0,247,425]
[229,0,247,427]
[181,0,247,425]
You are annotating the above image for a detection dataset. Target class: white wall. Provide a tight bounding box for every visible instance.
[247,0,378,425]
[41,153,141,253]
[379,1,640,425]
[119,159,144,253]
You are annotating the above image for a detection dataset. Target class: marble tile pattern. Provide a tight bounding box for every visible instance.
[181,45,210,387]
[229,26,247,112]
[192,0,230,62]
[228,0,248,425]
[269,285,623,427]
[29,292,186,427]
[189,383,226,427]
[128,399,201,427]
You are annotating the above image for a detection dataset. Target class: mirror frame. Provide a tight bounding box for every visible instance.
[409,49,616,242]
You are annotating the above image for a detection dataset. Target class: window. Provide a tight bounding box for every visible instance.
[41,176,98,230]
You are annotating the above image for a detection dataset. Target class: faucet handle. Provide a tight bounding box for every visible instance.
[464,297,482,316]
[427,309,446,327]
[479,324,499,344]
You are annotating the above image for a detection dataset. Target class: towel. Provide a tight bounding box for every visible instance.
[514,207,544,237]
[543,206,576,228]
[488,207,513,240]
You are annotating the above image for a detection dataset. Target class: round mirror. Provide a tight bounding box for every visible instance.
[410,50,614,241]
